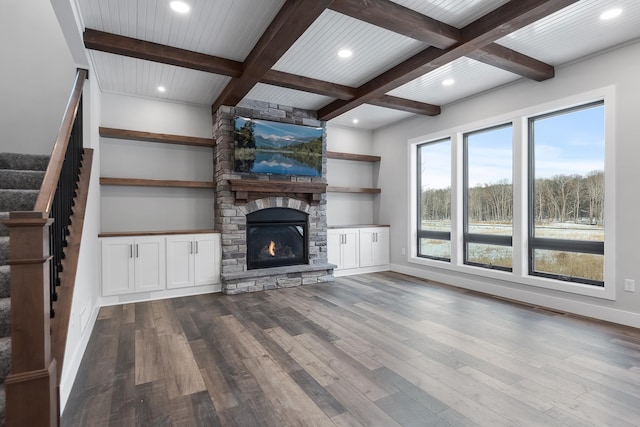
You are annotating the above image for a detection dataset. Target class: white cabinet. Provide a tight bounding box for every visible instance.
[328,226,390,276]
[101,236,166,296]
[327,228,360,271]
[359,227,390,268]
[166,233,221,289]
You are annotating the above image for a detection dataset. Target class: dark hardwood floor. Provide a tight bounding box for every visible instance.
[62,272,640,426]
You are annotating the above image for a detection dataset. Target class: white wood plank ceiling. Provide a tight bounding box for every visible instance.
[73,0,640,129]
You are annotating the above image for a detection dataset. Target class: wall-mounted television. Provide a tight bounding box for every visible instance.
[233,117,323,177]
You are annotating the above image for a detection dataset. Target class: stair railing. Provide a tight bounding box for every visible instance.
[2,68,88,426]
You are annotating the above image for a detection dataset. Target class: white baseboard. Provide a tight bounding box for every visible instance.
[391,263,640,329]
[99,283,222,306]
[334,265,390,277]
[59,303,100,413]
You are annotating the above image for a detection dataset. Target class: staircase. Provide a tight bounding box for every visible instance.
[0,152,49,425]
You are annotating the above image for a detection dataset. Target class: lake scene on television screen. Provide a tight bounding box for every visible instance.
[234,117,323,176]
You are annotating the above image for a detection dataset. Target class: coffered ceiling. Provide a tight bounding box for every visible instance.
[74,0,640,129]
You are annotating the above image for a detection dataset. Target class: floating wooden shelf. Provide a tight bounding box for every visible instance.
[100,177,215,189]
[99,229,220,238]
[228,179,327,202]
[327,186,381,194]
[99,127,215,148]
[326,151,381,162]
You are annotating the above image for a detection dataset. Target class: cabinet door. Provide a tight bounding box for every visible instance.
[166,235,194,289]
[134,236,166,292]
[101,237,134,296]
[372,228,390,266]
[327,229,343,268]
[359,228,376,267]
[194,234,221,286]
[341,229,360,270]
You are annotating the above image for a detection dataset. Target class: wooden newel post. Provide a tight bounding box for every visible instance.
[3,211,58,426]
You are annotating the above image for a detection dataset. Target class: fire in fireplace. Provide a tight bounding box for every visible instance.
[246,208,308,269]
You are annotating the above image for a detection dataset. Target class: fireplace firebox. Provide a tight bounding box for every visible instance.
[246,208,308,270]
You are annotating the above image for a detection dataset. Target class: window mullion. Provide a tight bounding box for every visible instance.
[450,132,464,266]
[512,117,528,277]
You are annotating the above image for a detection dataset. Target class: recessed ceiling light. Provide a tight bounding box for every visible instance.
[442,78,455,86]
[352,118,359,124]
[338,49,353,59]
[170,1,191,14]
[600,8,622,20]
[157,86,166,93]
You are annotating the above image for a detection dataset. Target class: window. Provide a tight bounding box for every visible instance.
[464,124,513,270]
[410,90,612,298]
[528,102,605,285]
[417,138,451,260]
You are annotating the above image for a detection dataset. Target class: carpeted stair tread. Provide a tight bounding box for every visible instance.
[0,169,45,190]
[0,189,38,212]
[0,238,7,267]
[0,153,49,171]
[0,298,9,338]
[0,337,10,382]
[0,212,7,238]
[0,383,5,426]
[0,266,8,299]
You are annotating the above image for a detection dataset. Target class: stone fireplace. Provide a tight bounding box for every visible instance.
[213,100,334,294]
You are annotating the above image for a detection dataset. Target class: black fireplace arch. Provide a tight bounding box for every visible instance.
[246,208,308,270]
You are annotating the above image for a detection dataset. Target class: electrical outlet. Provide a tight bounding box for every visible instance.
[401,247,406,255]
[624,279,635,292]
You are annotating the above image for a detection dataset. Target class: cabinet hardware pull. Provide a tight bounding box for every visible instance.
[190,241,193,254]
[136,244,139,258]
[130,244,133,258]
[195,241,199,254]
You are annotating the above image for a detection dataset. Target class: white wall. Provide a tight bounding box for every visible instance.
[100,93,215,232]
[373,41,640,326]
[325,125,379,226]
[0,0,77,154]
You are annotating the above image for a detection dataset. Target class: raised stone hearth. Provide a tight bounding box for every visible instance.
[213,100,334,294]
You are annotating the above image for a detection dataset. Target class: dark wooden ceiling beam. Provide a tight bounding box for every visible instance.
[460,0,577,45]
[84,28,440,117]
[262,70,356,100]
[83,29,243,77]
[468,43,554,81]
[318,0,578,120]
[211,0,335,112]
[329,0,459,49]
[368,95,440,116]
[331,0,554,81]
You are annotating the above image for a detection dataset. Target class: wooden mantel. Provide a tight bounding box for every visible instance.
[228,179,327,202]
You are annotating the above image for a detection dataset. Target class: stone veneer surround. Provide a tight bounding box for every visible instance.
[213,100,334,294]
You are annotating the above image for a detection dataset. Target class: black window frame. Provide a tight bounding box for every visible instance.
[416,138,451,262]
[527,101,605,286]
[463,123,513,272]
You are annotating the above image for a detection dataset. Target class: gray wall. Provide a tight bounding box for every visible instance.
[326,125,378,226]
[99,93,215,232]
[0,0,77,154]
[374,40,640,326]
